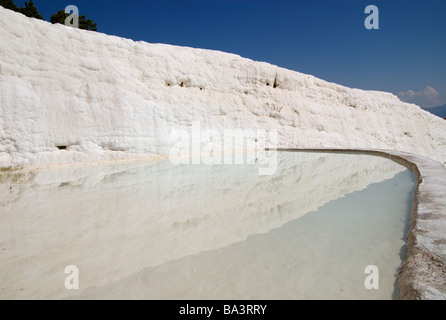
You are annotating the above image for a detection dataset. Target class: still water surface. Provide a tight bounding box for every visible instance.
[0,151,415,299]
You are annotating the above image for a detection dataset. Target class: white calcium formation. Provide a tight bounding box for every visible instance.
[1,7,446,168]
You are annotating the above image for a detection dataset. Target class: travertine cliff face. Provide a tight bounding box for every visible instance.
[1,7,445,167]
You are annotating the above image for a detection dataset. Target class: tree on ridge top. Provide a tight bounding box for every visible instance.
[0,0,43,20]
[50,10,98,31]
[0,0,19,12]
[20,0,43,20]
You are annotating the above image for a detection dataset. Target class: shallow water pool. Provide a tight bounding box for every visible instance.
[0,151,415,299]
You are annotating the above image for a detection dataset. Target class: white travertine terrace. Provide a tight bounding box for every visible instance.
[0,6,445,299]
[1,7,446,168]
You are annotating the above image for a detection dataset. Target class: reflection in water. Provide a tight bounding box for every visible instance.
[0,152,415,300]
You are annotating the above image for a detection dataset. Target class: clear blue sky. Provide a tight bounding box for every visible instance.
[16,0,446,108]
